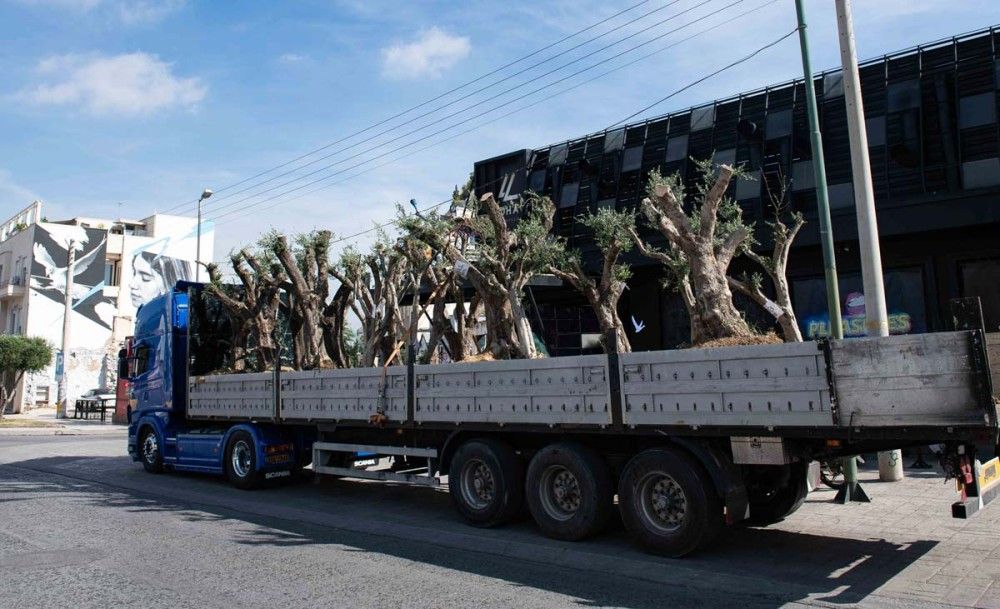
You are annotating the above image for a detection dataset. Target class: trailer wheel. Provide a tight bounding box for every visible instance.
[618,448,723,557]
[449,439,524,527]
[139,428,163,474]
[225,431,262,490]
[525,443,613,541]
[747,463,808,525]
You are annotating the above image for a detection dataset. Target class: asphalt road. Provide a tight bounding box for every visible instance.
[0,435,982,609]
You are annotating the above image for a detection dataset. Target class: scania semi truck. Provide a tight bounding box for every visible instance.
[126,282,1000,556]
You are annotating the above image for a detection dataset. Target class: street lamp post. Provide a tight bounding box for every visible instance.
[196,189,213,282]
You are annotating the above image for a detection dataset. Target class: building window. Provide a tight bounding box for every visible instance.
[962,157,1000,189]
[735,170,761,200]
[790,160,815,192]
[548,144,569,166]
[690,105,715,131]
[604,129,625,152]
[958,92,997,129]
[887,79,920,112]
[828,182,855,209]
[104,260,121,287]
[558,182,579,208]
[765,109,792,139]
[621,146,643,172]
[712,148,736,168]
[665,135,688,162]
[823,71,844,98]
[866,115,886,147]
[792,267,928,339]
[960,258,1000,332]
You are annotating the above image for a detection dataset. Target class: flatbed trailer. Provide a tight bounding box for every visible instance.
[126,284,1000,556]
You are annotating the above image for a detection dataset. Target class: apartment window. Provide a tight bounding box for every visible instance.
[558,182,579,208]
[104,260,121,287]
[960,258,1000,331]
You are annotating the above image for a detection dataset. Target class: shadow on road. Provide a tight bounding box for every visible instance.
[1,455,938,608]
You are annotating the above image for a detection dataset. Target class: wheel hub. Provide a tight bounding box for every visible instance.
[640,472,688,532]
[142,434,158,463]
[231,440,252,478]
[460,459,495,509]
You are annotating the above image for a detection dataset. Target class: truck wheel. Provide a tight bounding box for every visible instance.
[525,442,613,541]
[139,428,163,474]
[747,463,808,526]
[225,431,262,490]
[618,447,723,557]
[449,439,524,527]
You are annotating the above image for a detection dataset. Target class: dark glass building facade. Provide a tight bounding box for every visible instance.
[473,26,1000,355]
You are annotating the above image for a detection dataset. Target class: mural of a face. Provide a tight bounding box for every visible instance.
[130,253,162,308]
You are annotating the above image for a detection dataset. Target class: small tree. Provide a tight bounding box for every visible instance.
[550,208,637,353]
[271,230,333,370]
[0,336,52,417]
[401,192,561,359]
[632,161,754,344]
[204,246,285,371]
[727,177,805,342]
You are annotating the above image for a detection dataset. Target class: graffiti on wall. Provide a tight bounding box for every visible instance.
[30,223,116,331]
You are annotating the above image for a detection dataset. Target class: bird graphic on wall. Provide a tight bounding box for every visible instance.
[32,238,106,300]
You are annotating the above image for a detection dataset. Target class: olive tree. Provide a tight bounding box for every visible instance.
[204,246,285,371]
[0,336,52,417]
[401,192,560,359]
[727,178,804,342]
[549,208,637,353]
[632,161,755,344]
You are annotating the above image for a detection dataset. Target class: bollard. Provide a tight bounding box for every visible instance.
[878,449,904,481]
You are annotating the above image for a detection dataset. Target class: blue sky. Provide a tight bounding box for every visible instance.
[1,0,998,260]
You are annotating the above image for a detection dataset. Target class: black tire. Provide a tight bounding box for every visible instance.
[525,442,613,541]
[618,447,724,557]
[449,439,524,527]
[747,463,809,526]
[225,431,262,490]
[139,427,163,474]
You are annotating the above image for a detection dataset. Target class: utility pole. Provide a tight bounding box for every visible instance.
[796,0,868,502]
[794,0,843,342]
[835,0,902,483]
[56,241,75,419]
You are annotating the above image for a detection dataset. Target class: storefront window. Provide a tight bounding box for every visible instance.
[959,258,1000,332]
[792,268,928,339]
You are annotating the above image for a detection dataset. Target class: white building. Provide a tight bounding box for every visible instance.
[0,201,214,413]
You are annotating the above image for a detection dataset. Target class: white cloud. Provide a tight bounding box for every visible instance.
[381,27,470,80]
[115,0,186,25]
[10,0,185,25]
[278,53,308,64]
[19,52,206,117]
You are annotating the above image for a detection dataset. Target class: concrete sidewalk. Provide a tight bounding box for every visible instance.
[0,407,126,436]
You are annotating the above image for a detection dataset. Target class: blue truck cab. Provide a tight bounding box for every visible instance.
[126,283,309,487]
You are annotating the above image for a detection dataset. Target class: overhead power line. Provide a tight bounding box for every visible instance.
[210,0,778,227]
[205,0,732,222]
[158,0,662,216]
[191,0,719,220]
[210,11,796,259]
